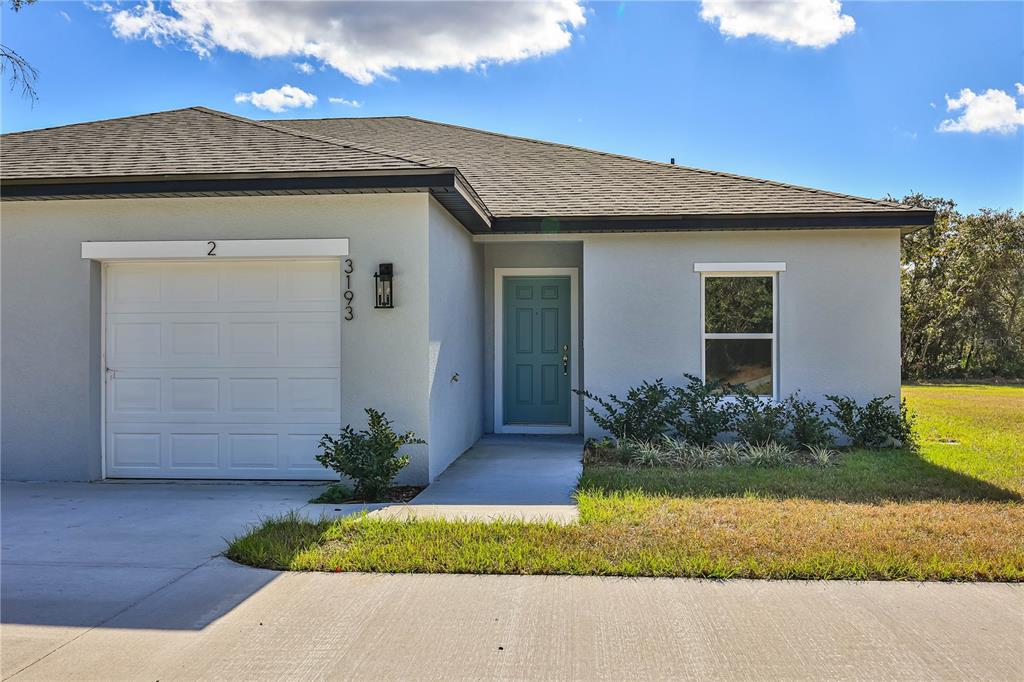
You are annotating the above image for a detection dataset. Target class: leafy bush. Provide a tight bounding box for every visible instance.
[316,408,425,501]
[575,379,677,441]
[783,393,835,449]
[731,389,788,445]
[309,483,354,504]
[826,395,918,450]
[584,437,628,464]
[670,374,734,446]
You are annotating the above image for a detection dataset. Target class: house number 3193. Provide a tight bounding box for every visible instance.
[343,258,354,321]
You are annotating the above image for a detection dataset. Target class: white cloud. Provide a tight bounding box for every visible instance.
[1017,82,1024,96]
[97,0,586,85]
[699,0,855,48]
[59,10,72,22]
[328,96,362,108]
[294,62,315,75]
[234,84,317,113]
[937,87,1024,134]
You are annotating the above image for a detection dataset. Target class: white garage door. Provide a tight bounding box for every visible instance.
[104,260,340,479]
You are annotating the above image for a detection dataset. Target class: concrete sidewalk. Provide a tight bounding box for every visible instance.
[6,563,1023,681]
[368,435,583,523]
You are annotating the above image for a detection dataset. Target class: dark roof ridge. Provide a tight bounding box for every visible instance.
[191,107,443,169]
[1,106,200,138]
[389,115,914,212]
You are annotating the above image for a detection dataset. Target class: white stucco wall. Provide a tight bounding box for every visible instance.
[426,198,484,479]
[582,229,902,438]
[1,193,434,482]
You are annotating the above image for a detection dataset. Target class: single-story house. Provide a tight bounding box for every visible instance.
[0,107,933,484]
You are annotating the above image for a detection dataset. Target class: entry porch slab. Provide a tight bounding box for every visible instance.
[368,435,582,524]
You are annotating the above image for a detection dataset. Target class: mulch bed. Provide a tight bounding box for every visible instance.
[338,486,424,505]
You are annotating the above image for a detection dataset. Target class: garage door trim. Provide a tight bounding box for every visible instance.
[82,238,348,261]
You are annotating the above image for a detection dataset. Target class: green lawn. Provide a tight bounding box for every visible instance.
[227,384,1024,581]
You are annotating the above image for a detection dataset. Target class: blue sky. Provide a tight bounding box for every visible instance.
[2,1,1021,212]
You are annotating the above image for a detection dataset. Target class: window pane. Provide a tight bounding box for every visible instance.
[705,338,773,395]
[704,276,773,334]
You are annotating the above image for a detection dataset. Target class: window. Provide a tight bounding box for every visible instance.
[699,267,780,397]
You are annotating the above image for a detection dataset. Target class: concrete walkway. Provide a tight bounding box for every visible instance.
[369,435,582,523]
[3,481,1023,681]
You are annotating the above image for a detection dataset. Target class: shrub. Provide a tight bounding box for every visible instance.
[575,379,677,441]
[657,436,690,465]
[627,439,674,468]
[670,374,734,446]
[309,483,354,504]
[316,408,425,501]
[744,441,795,466]
[712,441,746,466]
[687,443,723,468]
[825,395,918,450]
[783,393,835,449]
[805,445,839,467]
[732,389,788,445]
[584,437,627,464]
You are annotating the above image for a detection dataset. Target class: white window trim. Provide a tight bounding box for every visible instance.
[699,268,781,400]
[694,262,786,273]
[82,239,349,261]
[493,267,580,435]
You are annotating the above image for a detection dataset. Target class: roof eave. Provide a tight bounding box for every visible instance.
[0,168,494,233]
[490,210,935,234]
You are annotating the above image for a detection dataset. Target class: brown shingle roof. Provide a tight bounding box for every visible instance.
[272,115,917,218]
[2,107,924,225]
[0,107,434,181]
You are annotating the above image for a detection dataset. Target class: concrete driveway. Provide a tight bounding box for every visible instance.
[3,481,1023,681]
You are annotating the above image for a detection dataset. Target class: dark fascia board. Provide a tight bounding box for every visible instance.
[491,210,935,234]
[0,168,493,232]
[1,171,933,234]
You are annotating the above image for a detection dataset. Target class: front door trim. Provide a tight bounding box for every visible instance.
[494,267,579,434]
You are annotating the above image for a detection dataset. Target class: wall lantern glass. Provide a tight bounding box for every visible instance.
[374,263,394,309]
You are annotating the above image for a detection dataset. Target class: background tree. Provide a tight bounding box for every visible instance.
[2,0,38,102]
[897,193,1024,379]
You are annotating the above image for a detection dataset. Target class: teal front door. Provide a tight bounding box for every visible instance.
[503,276,571,425]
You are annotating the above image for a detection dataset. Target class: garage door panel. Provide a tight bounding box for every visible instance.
[105,425,338,478]
[107,261,340,314]
[109,370,340,423]
[107,313,339,368]
[105,260,339,480]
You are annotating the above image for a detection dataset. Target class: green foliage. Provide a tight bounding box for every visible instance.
[897,194,1024,379]
[316,409,425,501]
[670,373,734,445]
[309,483,354,504]
[731,388,788,445]
[826,395,917,450]
[626,439,674,468]
[805,445,839,467]
[743,441,796,466]
[574,379,676,441]
[783,393,835,449]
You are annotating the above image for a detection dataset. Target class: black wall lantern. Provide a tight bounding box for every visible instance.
[374,263,394,309]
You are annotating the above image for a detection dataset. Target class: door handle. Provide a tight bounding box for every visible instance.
[562,344,569,376]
